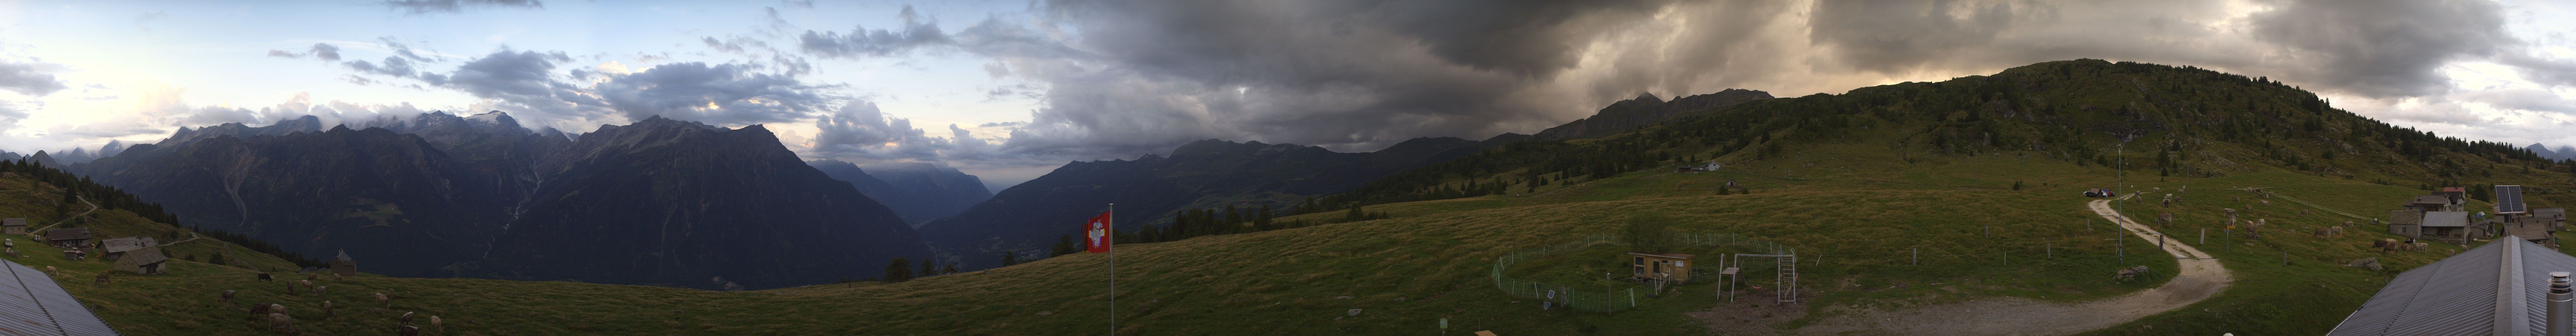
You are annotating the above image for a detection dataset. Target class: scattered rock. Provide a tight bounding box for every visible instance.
[1035,311,1053,317]
[1394,297,1407,302]
[1348,308,1363,316]
[1332,296,1354,300]
[2346,258,2382,271]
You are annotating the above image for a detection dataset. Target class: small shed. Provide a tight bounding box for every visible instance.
[2436,187,2468,204]
[2401,195,2459,212]
[2533,208,2567,231]
[113,247,167,275]
[329,249,357,277]
[2420,211,2479,242]
[97,236,154,261]
[2504,218,2557,247]
[0,218,24,235]
[42,228,89,249]
[2387,210,2424,236]
[1628,252,1694,283]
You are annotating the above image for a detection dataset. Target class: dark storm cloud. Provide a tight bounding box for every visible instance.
[381,0,544,15]
[590,62,835,125]
[947,0,1687,158]
[2247,0,2515,97]
[0,61,68,96]
[798,5,950,58]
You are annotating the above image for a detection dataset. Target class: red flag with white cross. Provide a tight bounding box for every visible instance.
[1084,210,1113,253]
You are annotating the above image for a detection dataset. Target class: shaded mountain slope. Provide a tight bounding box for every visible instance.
[809,160,992,226]
[919,137,1483,268]
[465,116,932,290]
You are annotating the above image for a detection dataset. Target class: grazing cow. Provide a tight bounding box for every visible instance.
[221,290,238,303]
[2412,242,2430,251]
[333,273,344,281]
[2315,227,2332,237]
[93,274,107,286]
[305,274,317,281]
[2331,226,2345,236]
[250,303,272,320]
[400,325,421,336]
[267,312,294,335]
[311,285,325,296]
[43,266,55,277]
[431,316,443,333]
[322,301,334,319]
[400,311,415,326]
[376,292,391,309]
[258,273,273,282]
[2262,200,2272,206]
[269,304,286,317]
[2159,212,2174,226]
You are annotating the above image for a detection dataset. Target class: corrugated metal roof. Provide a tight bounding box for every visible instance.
[2412,195,2460,206]
[2424,211,2473,228]
[2329,238,2576,336]
[0,259,120,336]
[0,219,21,227]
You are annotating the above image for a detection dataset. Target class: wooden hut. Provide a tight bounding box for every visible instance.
[2387,210,2424,236]
[0,218,24,235]
[328,249,357,277]
[2402,195,2461,212]
[2504,217,2558,247]
[42,228,88,249]
[1628,252,1695,283]
[97,237,154,261]
[2419,211,2482,243]
[112,247,167,275]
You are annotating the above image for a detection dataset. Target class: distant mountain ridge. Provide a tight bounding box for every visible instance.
[1530,89,1772,140]
[75,112,930,289]
[808,160,993,226]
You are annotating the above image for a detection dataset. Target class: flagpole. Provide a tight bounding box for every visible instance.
[1108,203,1116,336]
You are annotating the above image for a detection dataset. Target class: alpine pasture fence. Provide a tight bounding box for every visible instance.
[1490,232,1790,313]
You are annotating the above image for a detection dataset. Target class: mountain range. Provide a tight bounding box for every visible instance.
[809,160,992,226]
[69,111,931,289]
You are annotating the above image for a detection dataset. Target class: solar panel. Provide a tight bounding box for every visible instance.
[0,260,121,336]
[2497,185,2527,214]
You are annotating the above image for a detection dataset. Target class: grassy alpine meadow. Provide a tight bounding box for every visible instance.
[25,119,2576,334]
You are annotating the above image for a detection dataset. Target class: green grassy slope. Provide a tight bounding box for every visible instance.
[43,59,2576,335]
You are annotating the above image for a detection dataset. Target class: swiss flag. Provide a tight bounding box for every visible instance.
[1084,210,1113,253]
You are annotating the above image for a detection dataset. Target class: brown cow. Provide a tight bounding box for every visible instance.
[257,273,273,282]
[376,292,391,309]
[400,311,415,326]
[430,315,443,334]
[221,290,237,303]
[399,325,421,336]
[249,303,272,320]
[321,301,334,319]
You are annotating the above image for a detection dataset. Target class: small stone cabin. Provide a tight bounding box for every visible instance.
[0,218,24,235]
[42,228,89,249]
[2387,210,2424,236]
[97,237,154,261]
[1628,252,1694,283]
[2533,208,2567,231]
[2504,217,2558,247]
[2419,211,2483,243]
[2402,195,2461,212]
[328,250,357,277]
[113,247,167,275]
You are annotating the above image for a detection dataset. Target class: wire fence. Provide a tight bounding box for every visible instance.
[1491,232,1792,313]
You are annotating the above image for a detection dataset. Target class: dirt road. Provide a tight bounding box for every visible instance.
[1782,195,2234,335]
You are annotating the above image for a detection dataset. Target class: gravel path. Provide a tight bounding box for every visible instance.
[1776,195,2235,335]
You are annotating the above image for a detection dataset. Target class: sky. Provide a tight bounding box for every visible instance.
[1,0,2574,191]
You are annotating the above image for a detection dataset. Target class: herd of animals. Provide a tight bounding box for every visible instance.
[185,271,441,335]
